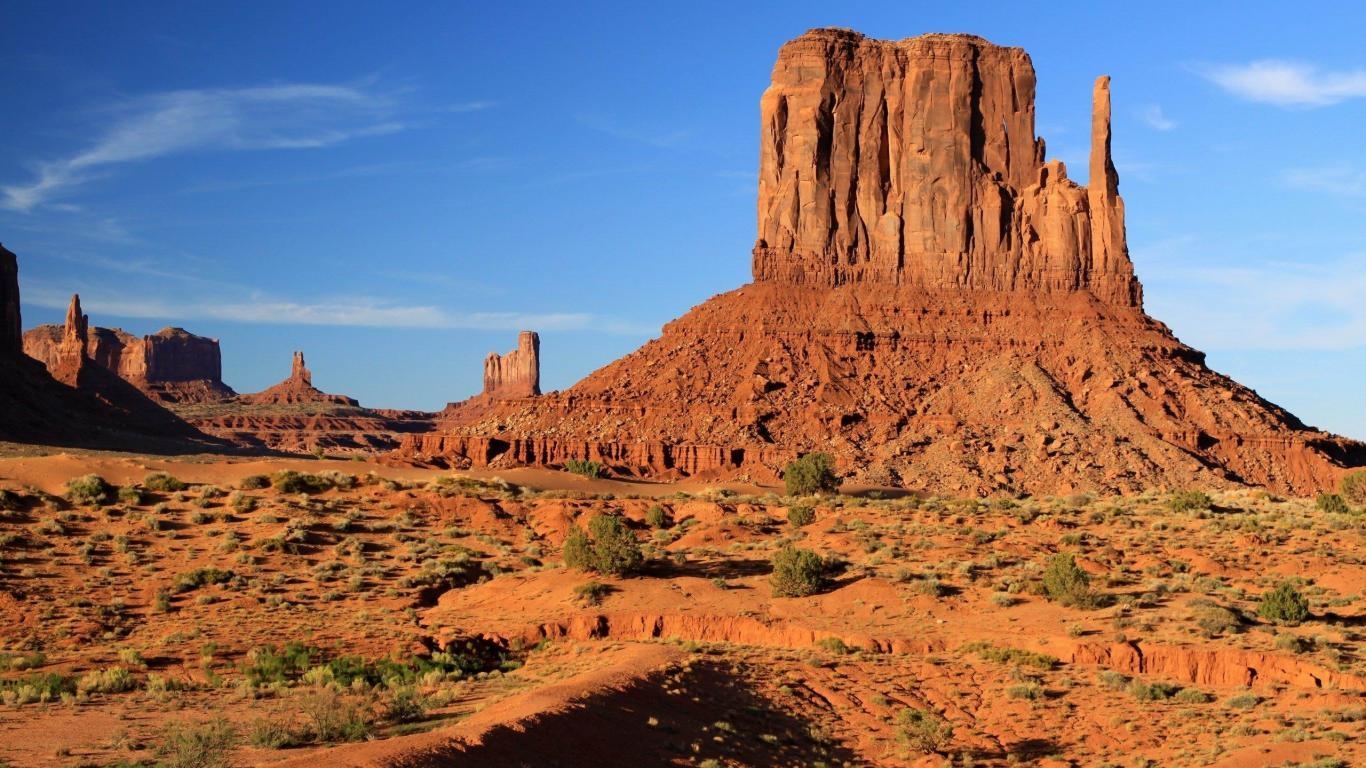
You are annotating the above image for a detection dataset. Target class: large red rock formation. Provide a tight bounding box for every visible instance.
[0,244,20,356]
[24,322,235,403]
[484,331,541,399]
[0,278,221,449]
[402,29,1360,494]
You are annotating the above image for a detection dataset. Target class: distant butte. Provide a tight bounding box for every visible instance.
[394,28,1366,495]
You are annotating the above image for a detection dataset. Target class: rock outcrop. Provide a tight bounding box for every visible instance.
[484,331,541,399]
[752,30,1141,307]
[239,351,358,406]
[0,279,221,449]
[388,29,1357,494]
[25,321,235,403]
[0,244,20,356]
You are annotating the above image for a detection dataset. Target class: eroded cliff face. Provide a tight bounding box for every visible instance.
[24,321,234,403]
[752,30,1140,307]
[484,331,541,399]
[388,28,1365,495]
[0,244,20,357]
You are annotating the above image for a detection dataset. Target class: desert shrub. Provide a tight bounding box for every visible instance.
[174,568,234,594]
[961,641,1057,670]
[0,489,23,511]
[243,642,314,687]
[271,470,352,494]
[76,666,136,694]
[239,474,271,490]
[1226,692,1260,709]
[787,505,816,527]
[156,718,236,768]
[1316,493,1349,515]
[573,580,610,606]
[769,546,828,597]
[143,472,187,492]
[562,515,643,576]
[644,505,670,528]
[1173,688,1211,704]
[564,459,604,479]
[1128,680,1180,701]
[896,708,953,753]
[783,453,841,496]
[247,717,299,749]
[66,474,114,506]
[117,486,146,505]
[1258,580,1310,625]
[1006,682,1044,700]
[230,493,257,514]
[384,685,427,723]
[0,672,75,705]
[1042,552,1099,608]
[299,687,372,743]
[1341,470,1366,504]
[1190,599,1243,637]
[1168,490,1212,513]
[1274,633,1311,654]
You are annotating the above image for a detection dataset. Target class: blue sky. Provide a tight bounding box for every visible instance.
[2,2,1364,439]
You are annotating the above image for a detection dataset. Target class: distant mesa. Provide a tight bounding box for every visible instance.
[395,28,1366,495]
[24,312,236,404]
[239,351,359,407]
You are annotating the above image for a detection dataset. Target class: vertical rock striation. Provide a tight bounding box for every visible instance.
[483,331,541,399]
[751,29,1141,306]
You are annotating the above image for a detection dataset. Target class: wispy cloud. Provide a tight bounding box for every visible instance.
[1202,60,1366,107]
[1140,104,1176,131]
[1136,237,1366,350]
[444,100,494,113]
[1284,166,1366,198]
[3,82,403,212]
[23,285,654,335]
[575,113,689,148]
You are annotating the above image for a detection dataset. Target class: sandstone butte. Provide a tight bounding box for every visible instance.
[395,29,1366,496]
[238,351,360,407]
[0,278,219,449]
[24,319,236,404]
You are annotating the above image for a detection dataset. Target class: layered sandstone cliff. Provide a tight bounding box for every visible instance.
[752,30,1140,306]
[396,29,1363,494]
[0,286,217,448]
[484,331,541,399]
[24,321,235,403]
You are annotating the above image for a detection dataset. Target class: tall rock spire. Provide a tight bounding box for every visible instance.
[1088,76,1141,306]
[483,331,541,399]
[291,351,312,386]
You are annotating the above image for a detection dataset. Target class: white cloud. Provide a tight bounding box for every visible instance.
[1284,166,1366,198]
[2,83,404,211]
[1140,104,1176,131]
[23,286,654,335]
[1203,60,1366,107]
[1135,237,1366,350]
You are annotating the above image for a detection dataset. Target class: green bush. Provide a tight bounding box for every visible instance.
[783,453,841,496]
[787,505,816,527]
[1257,580,1310,625]
[239,474,271,490]
[562,515,643,576]
[644,505,670,528]
[66,474,114,506]
[242,642,314,687]
[143,472,187,493]
[117,486,146,505]
[564,459,604,479]
[299,687,372,743]
[1128,680,1180,701]
[770,546,828,597]
[1168,490,1212,513]
[896,708,953,754]
[1042,552,1099,608]
[573,580,610,606]
[1341,470,1366,504]
[156,718,236,768]
[1316,493,1349,515]
[174,568,234,594]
